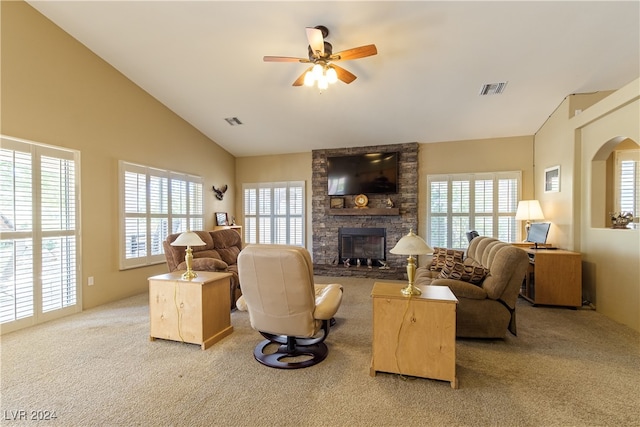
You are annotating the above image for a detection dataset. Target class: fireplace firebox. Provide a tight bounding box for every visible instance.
[338,228,386,266]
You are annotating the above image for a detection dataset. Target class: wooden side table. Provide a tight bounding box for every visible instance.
[148,271,233,350]
[370,282,458,388]
[520,248,582,307]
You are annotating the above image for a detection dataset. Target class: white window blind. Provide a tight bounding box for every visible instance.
[427,172,521,249]
[119,161,203,269]
[1,136,80,330]
[243,181,304,246]
[615,149,639,229]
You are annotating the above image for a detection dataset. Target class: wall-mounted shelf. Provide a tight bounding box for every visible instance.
[329,208,400,216]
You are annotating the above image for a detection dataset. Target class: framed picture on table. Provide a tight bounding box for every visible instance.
[215,212,229,226]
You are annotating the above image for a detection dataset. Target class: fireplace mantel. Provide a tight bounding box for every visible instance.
[329,208,400,216]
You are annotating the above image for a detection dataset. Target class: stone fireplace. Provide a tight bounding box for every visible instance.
[311,143,419,278]
[338,227,386,266]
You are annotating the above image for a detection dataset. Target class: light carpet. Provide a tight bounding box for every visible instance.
[1,276,639,426]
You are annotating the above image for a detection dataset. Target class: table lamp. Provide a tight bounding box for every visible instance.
[390,229,433,296]
[515,200,545,235]
[170,231,206,280]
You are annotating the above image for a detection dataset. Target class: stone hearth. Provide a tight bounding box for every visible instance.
[311,142,418,279]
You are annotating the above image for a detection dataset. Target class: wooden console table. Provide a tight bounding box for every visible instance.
[370,282,458,388]
[148,271,233,349]
[519,248,582,308]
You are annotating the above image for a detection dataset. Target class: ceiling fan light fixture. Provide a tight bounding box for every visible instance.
[303,71,315,87]
[317,75,329,90]
[326,66,338,84]
[312,64,324,79]
[264,25,377,88]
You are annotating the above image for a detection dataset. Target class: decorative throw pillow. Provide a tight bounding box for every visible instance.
[438,259,489,285]
[430,247,465,271]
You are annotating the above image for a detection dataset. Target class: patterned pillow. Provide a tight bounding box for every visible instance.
[438,259,489,285]
[429,247,465,271]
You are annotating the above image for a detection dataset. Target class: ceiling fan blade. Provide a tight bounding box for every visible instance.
[332,44,378,61]
[263,56,309,63]
[306,27,325,57]
[332,64,357,84]
[292,67,313,86]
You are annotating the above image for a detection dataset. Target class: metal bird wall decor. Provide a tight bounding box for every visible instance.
[213,185,228,200]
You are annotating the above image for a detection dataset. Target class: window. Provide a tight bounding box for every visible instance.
[119,161,203,269]
[243,181,305,246]
[614,149,639,229]
[1,136,80,331]
[427,172,521,249]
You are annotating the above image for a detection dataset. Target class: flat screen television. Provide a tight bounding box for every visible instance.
[327,152,398,196]
[526,222,551,247]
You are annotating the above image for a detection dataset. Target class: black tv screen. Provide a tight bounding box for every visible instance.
[327,152,398,196]
[526,222,551,244]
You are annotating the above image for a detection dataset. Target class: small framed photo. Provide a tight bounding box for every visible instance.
[330,197,345,209]
[545,165,560,193]
[215,212,229,226]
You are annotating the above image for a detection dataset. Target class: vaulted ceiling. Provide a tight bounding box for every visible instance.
[27,1,640,157]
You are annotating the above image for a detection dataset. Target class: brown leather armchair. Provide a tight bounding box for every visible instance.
[163,229,242,309]
[236,244,343,369]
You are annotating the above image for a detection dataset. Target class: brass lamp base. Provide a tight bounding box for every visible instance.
[401,284,422,296]
[181,270,198,280]
[401,255,421,296]
[181,246,198,280]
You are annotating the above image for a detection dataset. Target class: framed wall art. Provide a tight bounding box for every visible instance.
[544,165,560,193]
[215,212,229,226]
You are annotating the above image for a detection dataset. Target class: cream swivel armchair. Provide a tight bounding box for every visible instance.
[237,244,343,369]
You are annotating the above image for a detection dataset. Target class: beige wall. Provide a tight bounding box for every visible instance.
[573,79,639,331]
[235,137,534,262]
[235,153,313,249]
[418,136,535,241]
[5,2,637,333]
[534,92,614,250]
[1,2,236,310]
[536,79,639,331]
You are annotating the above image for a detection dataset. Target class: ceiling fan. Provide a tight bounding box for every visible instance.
[263,25,377,89]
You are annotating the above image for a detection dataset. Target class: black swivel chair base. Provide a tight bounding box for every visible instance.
[253,339,328,369]
[253,320,331,369]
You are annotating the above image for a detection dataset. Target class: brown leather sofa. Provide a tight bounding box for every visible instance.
[163,229,242,309]
[415,236,529,338]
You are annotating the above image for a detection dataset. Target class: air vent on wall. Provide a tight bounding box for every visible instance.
[479,82,508,95]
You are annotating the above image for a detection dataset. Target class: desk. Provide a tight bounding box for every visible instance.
[520,248,582,308]
[370,282,458,388]
[148,271,233,349]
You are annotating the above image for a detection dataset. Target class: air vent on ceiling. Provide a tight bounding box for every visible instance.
[479,82,508,96]
[224,117,243,126]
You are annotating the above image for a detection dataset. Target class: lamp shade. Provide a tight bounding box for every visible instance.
[170,231,206,247]
[515,200,545,221]
[390,229,433,256]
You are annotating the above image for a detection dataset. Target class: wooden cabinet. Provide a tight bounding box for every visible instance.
[370,282,458,388]
[520,249,582,308]
[148,271,233,350]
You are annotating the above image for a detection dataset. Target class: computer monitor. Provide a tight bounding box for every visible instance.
[526,222,551,248]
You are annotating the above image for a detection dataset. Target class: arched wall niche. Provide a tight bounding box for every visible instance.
[590,136,639,227]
